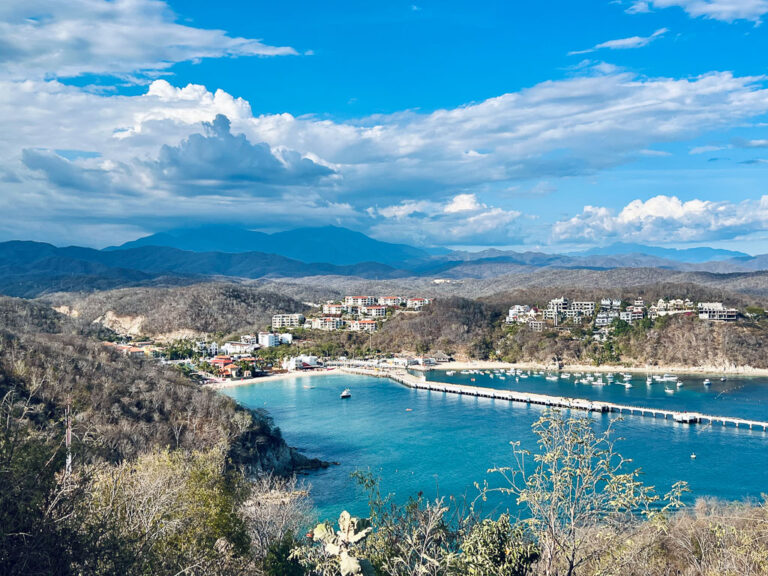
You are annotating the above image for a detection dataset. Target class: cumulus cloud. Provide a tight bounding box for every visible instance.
[553,195,768,243]
[0,0,297,80]
[626,0,768,22]
[4,69,768,245]
[369,194,522,245]
[569,28,668,55]
[148,114,335,193]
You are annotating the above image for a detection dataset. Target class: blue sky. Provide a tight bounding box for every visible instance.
[1,0,768,252]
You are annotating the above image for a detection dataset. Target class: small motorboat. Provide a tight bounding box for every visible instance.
[690,453,697,459]
[720,376,727,382]
[703,379,711,386]
[665,388,674,394]
[340,388,351,399]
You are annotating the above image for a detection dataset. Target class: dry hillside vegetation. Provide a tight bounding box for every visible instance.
[42,284,309,338]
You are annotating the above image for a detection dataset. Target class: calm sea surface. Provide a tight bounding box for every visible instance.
[222,370,768,519]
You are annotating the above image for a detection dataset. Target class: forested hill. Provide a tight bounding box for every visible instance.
[0,296,321,470]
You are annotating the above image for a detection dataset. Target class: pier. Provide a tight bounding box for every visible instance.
[341,368,768,431]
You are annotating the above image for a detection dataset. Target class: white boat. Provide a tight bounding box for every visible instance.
[545,375,559,381]
[665,388,674,394]
[340,388,351,399]
[624,382,633,389]
[676,381,684,388]
[446,371,456,376]
[703,379,711,386]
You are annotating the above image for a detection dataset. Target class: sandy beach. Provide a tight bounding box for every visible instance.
[204,368,342,390]
[419,360,768,378]
[203,360,768,391]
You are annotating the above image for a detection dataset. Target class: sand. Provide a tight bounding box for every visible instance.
[204,368,342,390]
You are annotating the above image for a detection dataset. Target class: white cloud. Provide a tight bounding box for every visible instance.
[689,144,728,154]
[369,195,521,245]
[569,28,668,55]
[627,0,768,22]
[0,0,296,80]
[3,69,768,245]
[553,195,768,243]
[444,193,485,213]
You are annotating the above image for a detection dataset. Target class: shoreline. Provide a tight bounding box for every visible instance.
[416,360,768,378]
[204,361,768,391]
[204,368,342,390]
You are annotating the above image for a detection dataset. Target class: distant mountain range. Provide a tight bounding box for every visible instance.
[1,225,767,297]
[107,225,436,267]
[569,242,749,263]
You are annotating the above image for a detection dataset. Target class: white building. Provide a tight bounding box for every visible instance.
[221,341,257,355]
[345,296,376,307]
[311,317,345,331]
[278,333,293,345]
[698,302,738,321]
[361,305,387,317]
[322,302,345,315]
[406,297,431,309]
[282,355,321,371]
[350,319,377,332]
[272,313,306,329]
[506,304,531,323]
[570,301,596,316]
[595,310,619,327]
[378,296,403,306]
[258,332,279,348]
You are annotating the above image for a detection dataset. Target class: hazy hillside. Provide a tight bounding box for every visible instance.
[42,284,310,338]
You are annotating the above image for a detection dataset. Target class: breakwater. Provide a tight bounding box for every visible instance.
[341,367,768,431]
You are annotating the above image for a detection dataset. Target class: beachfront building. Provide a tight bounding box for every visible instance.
[698,302,738,321]
[221,341,257,355]
[282,355,321,371]
[272,313,306,329]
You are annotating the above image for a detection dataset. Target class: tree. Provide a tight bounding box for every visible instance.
[479,412,687,576]
[459,514,539,576]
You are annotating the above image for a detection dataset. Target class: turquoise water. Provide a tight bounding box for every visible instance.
[222,371,768,520]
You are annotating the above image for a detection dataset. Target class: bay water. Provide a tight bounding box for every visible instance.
[222,370,768,520]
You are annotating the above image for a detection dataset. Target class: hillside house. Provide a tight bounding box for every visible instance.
[312,317,345,331]
[698,302,738,321]
[378,296,403,306]
[345,296,376,307]
[406,297,431,309]
[272,313,306,329]
[322,302,345,315]
[350,319,377,332]
[361,305,387,317]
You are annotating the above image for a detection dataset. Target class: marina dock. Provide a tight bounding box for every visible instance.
[341,367,768,431]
